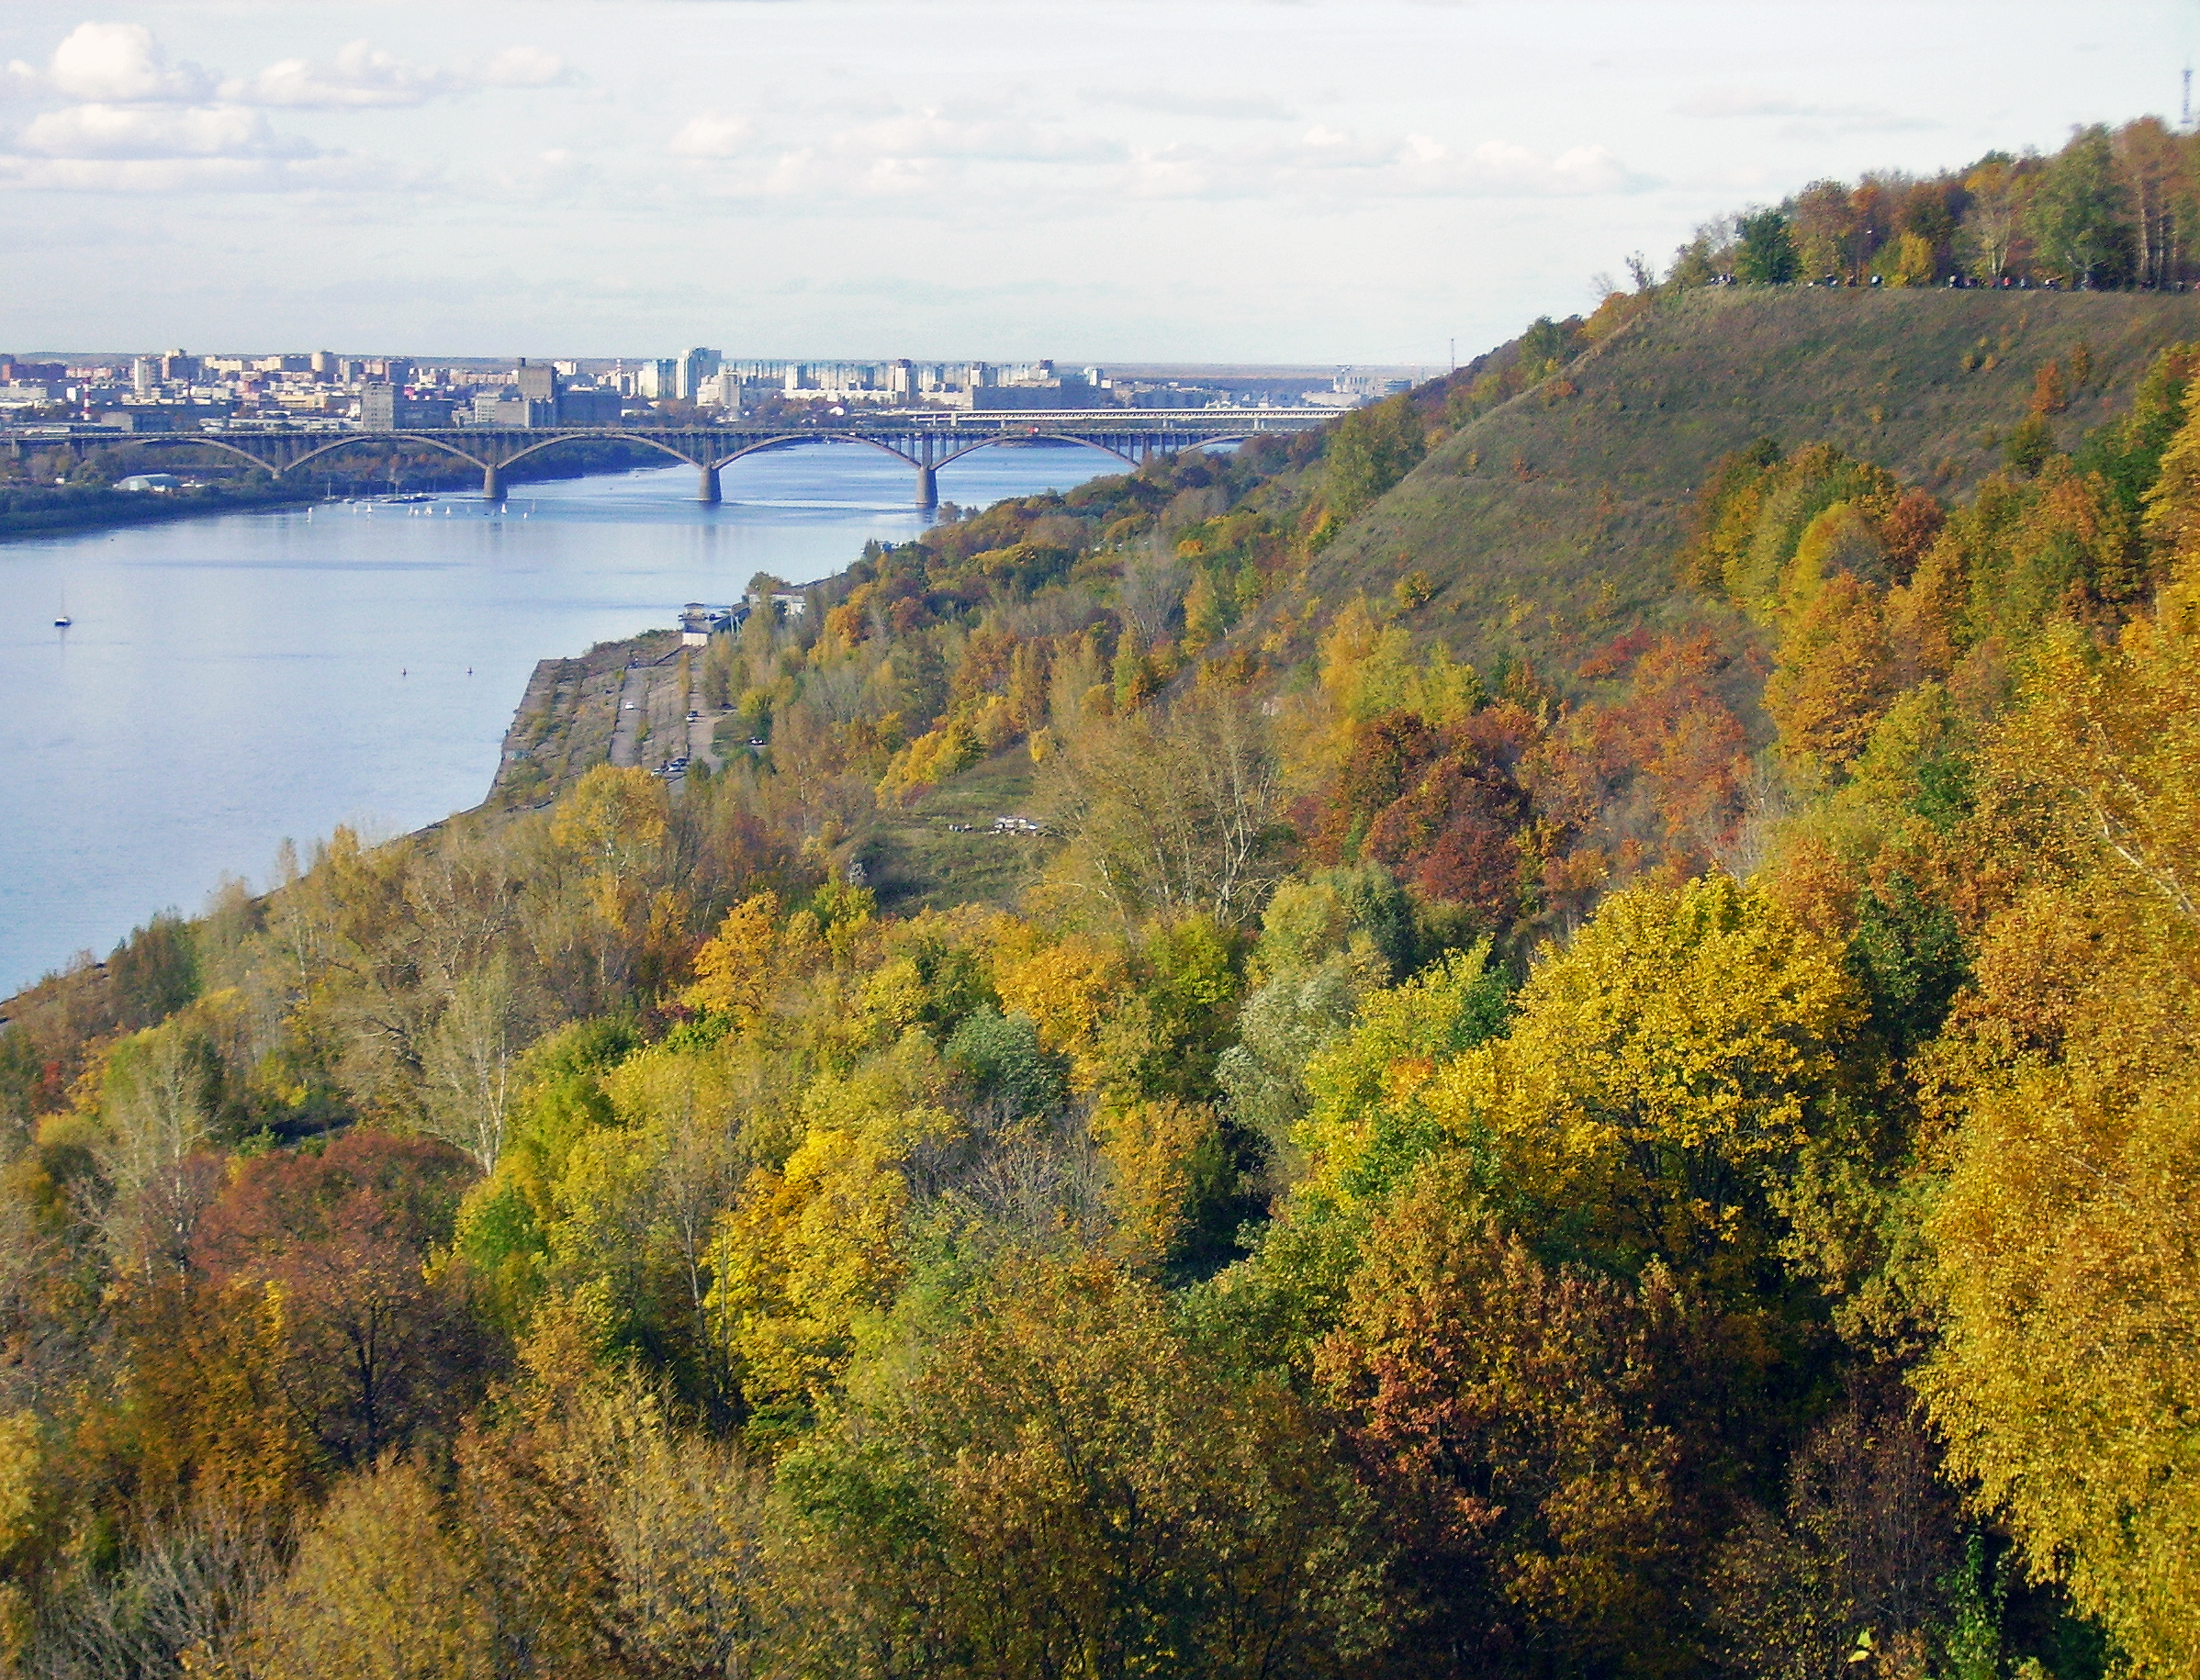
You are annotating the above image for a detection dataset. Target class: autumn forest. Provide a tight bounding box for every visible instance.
[4,118,2200,1680]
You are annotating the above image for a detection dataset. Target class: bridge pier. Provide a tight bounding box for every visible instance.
[481,461,506,501]
[915,463,937,509]
[698,462,722,504]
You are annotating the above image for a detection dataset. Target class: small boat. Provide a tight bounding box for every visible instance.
[53,615,72,629]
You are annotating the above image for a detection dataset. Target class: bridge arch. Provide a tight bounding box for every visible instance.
[78,433,292,476]
[709,431,921,470]
[281,433,491,476]
[493,429,702,473]
[930,432,1139,469]
[708,430,1146,509]
[1161,432,1255,453]
[708,431,938,506]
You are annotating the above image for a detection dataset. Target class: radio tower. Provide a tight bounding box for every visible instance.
[2184,65,2193,130]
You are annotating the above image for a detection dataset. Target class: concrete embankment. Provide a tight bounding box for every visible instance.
[484,629,723,812]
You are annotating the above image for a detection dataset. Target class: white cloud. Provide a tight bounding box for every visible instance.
[475,46,575,89]
[1085,87,1297,122]
[16,21,214,104]
[224,40,450,109]
[1124,131,1643,201]
[706,144,956,200]
[1676,88,1936,131]
[669,114,757,158]
[1424,139,1638,196]
[0,151,412,195]
[17,103,310,161]
[825,112,1122,165]
[672,109,1123,187]
[488,146,592,196]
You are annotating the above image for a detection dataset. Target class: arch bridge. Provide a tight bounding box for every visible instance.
[6,410,1330,508]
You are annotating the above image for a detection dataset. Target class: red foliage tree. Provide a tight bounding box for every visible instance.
[192,1130,490,1468]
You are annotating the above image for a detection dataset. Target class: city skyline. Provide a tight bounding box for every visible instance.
[0,1,2188,360]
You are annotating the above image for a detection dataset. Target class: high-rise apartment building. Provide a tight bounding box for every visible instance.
[679,347,722,401]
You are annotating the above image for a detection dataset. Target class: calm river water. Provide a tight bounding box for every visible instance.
[0,443,1116,993]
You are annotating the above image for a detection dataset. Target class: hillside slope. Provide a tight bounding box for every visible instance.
[1311,287,2200,674]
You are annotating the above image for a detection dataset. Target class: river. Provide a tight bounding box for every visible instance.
[0,442,1121,993]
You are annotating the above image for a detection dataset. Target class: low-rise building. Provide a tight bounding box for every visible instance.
[679,602,740,645]
[470,391,556,427]
[362,386,456,430]
[556,386,623,426]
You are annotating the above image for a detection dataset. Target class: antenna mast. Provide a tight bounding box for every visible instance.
[2184,65,2193,130]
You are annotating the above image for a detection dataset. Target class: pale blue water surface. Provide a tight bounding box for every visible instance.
[1,442,1117,991]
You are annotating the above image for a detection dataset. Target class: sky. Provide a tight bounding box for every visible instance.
[0,1,2190,364]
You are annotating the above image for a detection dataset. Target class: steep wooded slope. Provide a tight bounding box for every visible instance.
[1309,287,2200,674]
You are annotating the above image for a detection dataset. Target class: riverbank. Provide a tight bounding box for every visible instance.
[0,481,313,542]
[486,628,690,810]
[0,435,690,545]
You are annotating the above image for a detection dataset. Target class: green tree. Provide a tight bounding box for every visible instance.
[775,1249,1390,1680]
[2026,125,2132,287]
[1734,209,1801,284]
[1324,396,1427,522]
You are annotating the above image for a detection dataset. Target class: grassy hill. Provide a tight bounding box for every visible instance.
[861,748,1060,915]
[1308,287,2200,676]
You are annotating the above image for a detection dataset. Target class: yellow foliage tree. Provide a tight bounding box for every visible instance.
[878,716,983,801]
[1421,875,1861,1282]
[682,891,781,1025]
[993,935,1131,1091]
[2142,399,2200,572]
[1094,1097,1217,1264]
[551,765,668,924]
[249,1459,491,1680]
[1914,576,2200,1674]
[1764,571,1896,778]
[1318,596,1484,730]
[704,1036,960,1413]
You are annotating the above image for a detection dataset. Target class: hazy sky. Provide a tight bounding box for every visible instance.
[0,1,2188,363]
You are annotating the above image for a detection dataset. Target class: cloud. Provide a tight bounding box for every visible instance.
[488,146,593,197]
[10,27,574,118]
[17,103,311,161]
[669,114,757,158]
[0,151,411,194]
[1417,138,1640,196]
[668,105,1641,210]
[1125,130,1645,201]
[825,112,1123,165]
[1085,87,1297,122]
[475,46,576,89]
[223,40,450,109]
[12,21,214,104]
[1676,88,1936,131]
[671,108,1124,187]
